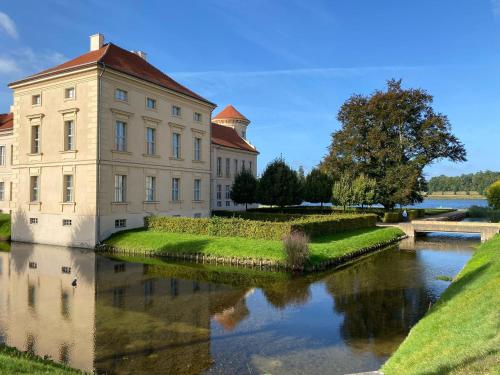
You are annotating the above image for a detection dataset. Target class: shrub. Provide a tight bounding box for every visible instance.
[145,213,377,240]
[407,210,419,221]
[383,211,403,223]
[467,206,500,223]
[283,231,310,268]
[485,180,500,209]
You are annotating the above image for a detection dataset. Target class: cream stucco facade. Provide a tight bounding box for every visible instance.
[1,34,259,248]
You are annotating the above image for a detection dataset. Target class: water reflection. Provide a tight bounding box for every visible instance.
[0,235,476,375]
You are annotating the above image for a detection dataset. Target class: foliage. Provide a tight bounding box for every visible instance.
[282,231,310,268]
[0,344,82,374]
[145,214,377,241]
[303,168,333,207]
[0,213,11,240]
[352,173,377,207]
[230,169,258,210]
[485,180,500,209]
[382,211,403,223]
[383,234,500,375]
[427,171,500,195]
[104,227,404,266]
[257,157,303,208]
[467,205,500,223]
[321,79,466,210]
[332,173,355,210]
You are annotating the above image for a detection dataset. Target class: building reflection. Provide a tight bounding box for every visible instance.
[0,242,96,373]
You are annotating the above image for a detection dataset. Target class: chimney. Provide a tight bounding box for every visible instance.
[131,50,147,61]
[90,33,104,51]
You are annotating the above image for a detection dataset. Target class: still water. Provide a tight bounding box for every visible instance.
[0,235,477,375]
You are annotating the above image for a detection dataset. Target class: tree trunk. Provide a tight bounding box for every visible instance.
[245,202,248,211]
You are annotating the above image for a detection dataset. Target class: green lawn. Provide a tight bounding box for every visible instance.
[104,226,404,266]
[382,234,500,375]
[0,213,10,240]
[0,345,81,374]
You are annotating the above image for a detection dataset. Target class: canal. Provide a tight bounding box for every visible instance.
[0,233,479,374]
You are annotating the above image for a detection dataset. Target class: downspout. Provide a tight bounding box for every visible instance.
[96,63,106,244]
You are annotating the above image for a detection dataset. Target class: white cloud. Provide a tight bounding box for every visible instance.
[0,57,20,74]
[492,0,500,16]
[0,12,18,39]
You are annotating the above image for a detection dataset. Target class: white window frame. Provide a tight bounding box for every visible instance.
[32,94,41,106]
[171,105,181,117]
[63,175,74,202]
[114,175,127,202]
[194,179,201,201]
[172,133,181,158]
[193,112,202,122]
[216,184,222,200]
[115,88,128,102]
[30,176,40,202]
[194,137,201,161]
[172,178,180,201]
[115,121,127,152]
[225,185,231,199]
[217,157,222,177]
[146,127,156,155]
[31,125,40,154]
[0,146,5,166]
[0,182,4,201]
[64,120,75,151]
[146,97,157,110]
[225,158,230,177]
[145,176,156,202]
[64,87,75,100]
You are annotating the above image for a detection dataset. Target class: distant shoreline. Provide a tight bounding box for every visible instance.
[424,195,486,200]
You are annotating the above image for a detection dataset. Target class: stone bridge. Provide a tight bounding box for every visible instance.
[397,220,500,242]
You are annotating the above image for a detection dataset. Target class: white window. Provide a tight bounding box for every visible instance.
[32,94,41,106]
[32,125,40,154]
[194,179,201,201]
[194,112,202,122]
[115,219,127,228]
[146,127,156,155]
[0,146,5,166]
[62,219,72,226]
[216,184,222,200]
[61,266,71,274]
[172,105,181,117]
[64,120,75,151]
[172,178,180,201]
[217,201,222,207]
[115,89,128,101]
[172,133,180,158]
[216,157,222,177]
[30,218,38,225]
[64,87,75,99]
[63,175,74,202]
[146,97,157,109]
[145,176,156,201]
[225,185,231,199]
[115,121,126,151]
[234,159,238,175]
[0,182,4,201]
[225,158,230,177]
[225,200,231,207]
[114,175,126,202]
[194,137,201,161]
[30,176,40,202]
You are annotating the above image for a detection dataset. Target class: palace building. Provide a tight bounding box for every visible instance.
[0,34,258,248]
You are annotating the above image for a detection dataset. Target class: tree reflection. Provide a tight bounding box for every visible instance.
[325,248,433,357]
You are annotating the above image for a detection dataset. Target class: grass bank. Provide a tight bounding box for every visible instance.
[103,226,404,269]
[0,345,81,374]
[0,213,10,240]
[382,234,500,375]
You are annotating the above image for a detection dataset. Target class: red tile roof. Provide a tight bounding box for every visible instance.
[10,43,214,105]
[0,113,13,131]
[211,123,258,153]
[213,105,249,122]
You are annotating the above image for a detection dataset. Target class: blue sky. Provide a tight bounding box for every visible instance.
[1,0,499,177]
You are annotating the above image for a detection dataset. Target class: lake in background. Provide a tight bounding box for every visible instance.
[0,233,478,375]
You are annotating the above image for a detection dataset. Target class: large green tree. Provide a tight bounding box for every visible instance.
[257,158,302,208]
[332,173,354,211]
[230,169,258,210]
[303,168,333,207]
[321,79,466,210]
[486,180,500,209]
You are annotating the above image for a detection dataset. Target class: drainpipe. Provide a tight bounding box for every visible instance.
[95,63,106,244]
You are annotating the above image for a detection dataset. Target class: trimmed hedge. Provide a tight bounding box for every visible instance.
[383,212,403,223]
[145,214,377,241]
